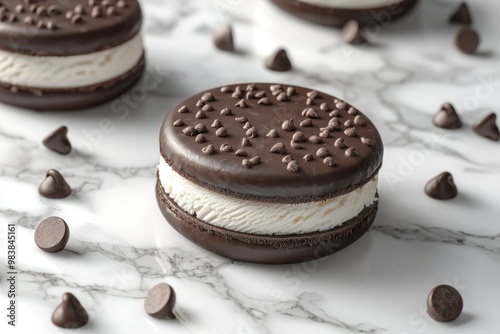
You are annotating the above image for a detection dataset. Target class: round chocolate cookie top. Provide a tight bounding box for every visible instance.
[0,0,142,56]
[160,83,383,203]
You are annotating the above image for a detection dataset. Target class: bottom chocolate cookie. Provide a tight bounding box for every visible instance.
[156,178,377,264]
[0,55,145,111]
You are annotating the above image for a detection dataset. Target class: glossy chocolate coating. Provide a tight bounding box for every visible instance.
[160,83,383,203]
[0,0,142,56]
[0,54,144,110]
[269,0,419,28]
[156,178,377,264]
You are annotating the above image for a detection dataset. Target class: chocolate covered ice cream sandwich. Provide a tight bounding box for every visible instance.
[0,0,144,110]
[157,83,383,264]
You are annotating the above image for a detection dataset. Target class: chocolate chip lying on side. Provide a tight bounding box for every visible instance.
[265,48,292,72]
[144,283,176,319]
[39,169,71,199]
[425,172,458,200]
[427,285,463,322]
[52,293,89,328]
[34,216,70,253]
[43,126,72,155]
[472,112,499,141]
[342,20,367,45]
[214,25,234,51]
[433,103,462,129]
[455,27,479,54]
[449,2,472,25]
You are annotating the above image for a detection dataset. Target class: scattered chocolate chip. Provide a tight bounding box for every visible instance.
[255,90,267,98]
[472,112,499,141]
[270,84,282,92]
[43,126,71,155]
[433,103,462,129]
[23,16,34,25]
[195,123,207,133]
[306,98,314,106]
[246,84,256,91]
[220,107,232,116]
[241,137,251,146]
[344,127,357,137]
[182,126,197,136]
[221,86,232,93]
[34,216,69,253]
[116,1,127,9]
[36,20,46,29]
[216,127,229,138]
[316,148,330,158]
[144,283,176,319]
[249,156,261,165]
[455,27,480,54]
[202,104,214,112]
[214,25,234,51]
[39,169,71,199]
[74,4,84,14]
[270,142,286,154]
[235,116,247,124]
[427,285,463,322]
[37,6,48,17]
[342,20,367,45]
[91,6,102,17]
[47,5,59,16]
[178,105,189,113]
[329,110,341,117]
[195,134,207,143]
[282,119,296,131]
[195,110,206,119]
[305,91,316,99]
[320,103,330,112]
[258,97,271,105]
[286,87,296,96]
[309,135,323,144]
[173,119,184,127]
[220,143,233,152]
[235,99,247,108]
[305,108,319,119]
[290,141,304,149]
[46,20,57,30]
[52,293,89,328]
[348,107,358,115]
[266,129,279,138]
[211,119,222,128]
[202,144,216,155]
[299,119,312,127]
[71,14,83,24]
[335,137,346,149]
[272,89,283,96]
[276,92,288,102]
[265,48,292,72]
[196,100,205,107]
[354,115,367,126]
[303,154,313,162]
[242,159,252,168]
[323,157,336,167]
[246,91,255,100]
[319,130,330,138]
[30,5,37,13]
[336,101,347,110]
[15,5,24,13]
[235,149,248,157]
[345,147,356,157]
[344,119,353,127]
[292,131,306,142]
[449,3,471,25]
[246,127,258,138]
[232,90,243,99]
[201,92,215,102]
[287,160,300,173]
[360,137,373,146]
[282,155,293,164]
[243,122,252,130]
[106,6,116,16]
[425,172,458,200]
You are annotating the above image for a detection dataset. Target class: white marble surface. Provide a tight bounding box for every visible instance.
[1,0,500,333]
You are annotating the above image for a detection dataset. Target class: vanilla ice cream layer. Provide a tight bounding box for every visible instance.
[158,158,378,235]
[296,0,401,9]
[0,33,143,89]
